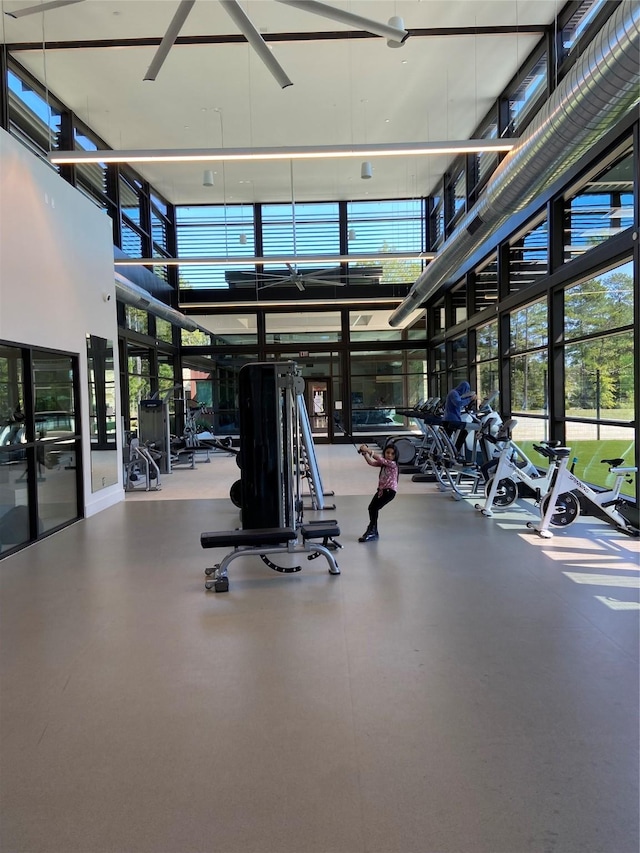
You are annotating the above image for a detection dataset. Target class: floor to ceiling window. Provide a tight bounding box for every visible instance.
[475,320,500,404]
[509,298,549,442]
[563,259,635,491]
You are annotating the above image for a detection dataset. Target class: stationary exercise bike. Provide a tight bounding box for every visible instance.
[527,446,639,538]
[475,422,562,516]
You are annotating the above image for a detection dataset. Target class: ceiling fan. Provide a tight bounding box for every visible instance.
[6,0,409,85]
[255,263,348,292]
[226,263,383,291]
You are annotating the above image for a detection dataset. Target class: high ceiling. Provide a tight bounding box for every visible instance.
[2,0,561,206]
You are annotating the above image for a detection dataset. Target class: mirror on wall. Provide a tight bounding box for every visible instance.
[86,335,118,492]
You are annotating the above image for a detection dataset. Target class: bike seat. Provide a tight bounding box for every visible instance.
[601,457,624,467]
[553,447,572,458]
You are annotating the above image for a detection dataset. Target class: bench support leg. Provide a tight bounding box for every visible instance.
[204,540,340,592]
[303,541,340,574]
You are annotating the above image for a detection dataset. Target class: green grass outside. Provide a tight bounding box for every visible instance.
[518,439,636,497]
[565,408,634,420]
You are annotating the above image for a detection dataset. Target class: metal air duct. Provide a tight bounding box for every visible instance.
[114,274,199,332]
[389,0,640,326]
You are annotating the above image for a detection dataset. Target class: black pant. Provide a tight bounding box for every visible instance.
[368,488,396,526]
[445,422,468,453]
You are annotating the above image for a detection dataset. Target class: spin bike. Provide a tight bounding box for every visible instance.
[527,446,639,538]
[427,407,505,500]
[475,423,561,516]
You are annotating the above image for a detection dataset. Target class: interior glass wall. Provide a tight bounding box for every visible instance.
[349,310,403,342]
[210,314,258,347]
[32,350,82,533]
[349,350,427,436]
[182,353,259,436]
[265,312,341,345]
[0,344,82,556]
[126,344,152,432]
[266,351,342,440]
[86,335,118,493]
[0,344,28,553]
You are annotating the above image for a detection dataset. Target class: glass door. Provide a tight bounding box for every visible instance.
[306,378,332,439]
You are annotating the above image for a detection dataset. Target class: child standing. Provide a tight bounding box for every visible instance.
[358,443,399,542]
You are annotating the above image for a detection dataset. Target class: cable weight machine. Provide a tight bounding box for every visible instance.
[201,362,341,592]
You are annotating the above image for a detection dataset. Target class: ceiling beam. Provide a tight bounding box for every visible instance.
[4,25,549,52]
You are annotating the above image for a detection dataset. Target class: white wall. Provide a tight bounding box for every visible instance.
[0,128,123,517]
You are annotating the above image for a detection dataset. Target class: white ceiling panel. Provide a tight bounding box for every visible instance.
[2,0,560,204]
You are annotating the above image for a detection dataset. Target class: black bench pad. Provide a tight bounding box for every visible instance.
[300,524,341,540]
[201,527,296,549]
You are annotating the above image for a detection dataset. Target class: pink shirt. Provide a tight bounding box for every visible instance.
[372,457,398,493]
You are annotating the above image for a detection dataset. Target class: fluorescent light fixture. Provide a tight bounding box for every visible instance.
[49,139,517,165]
[114,251,435,267]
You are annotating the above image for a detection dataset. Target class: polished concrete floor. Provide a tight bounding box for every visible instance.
[1,446,639,853]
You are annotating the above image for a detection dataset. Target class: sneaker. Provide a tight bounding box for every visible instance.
[358,530,379,542]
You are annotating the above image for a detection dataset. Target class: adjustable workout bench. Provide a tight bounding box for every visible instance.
[201,522,341,592]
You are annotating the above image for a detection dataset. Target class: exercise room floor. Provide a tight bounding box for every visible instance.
[1,446,638,853]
